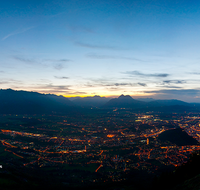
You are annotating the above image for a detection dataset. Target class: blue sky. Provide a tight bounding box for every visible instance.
[1,0,200,102]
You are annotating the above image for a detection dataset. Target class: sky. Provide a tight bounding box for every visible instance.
[1,0,200,102]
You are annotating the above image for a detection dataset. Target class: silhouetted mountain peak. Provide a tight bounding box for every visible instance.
[118,94,133,99]
[103,94,145,108]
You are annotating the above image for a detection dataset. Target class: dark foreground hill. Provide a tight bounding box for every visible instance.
[173,174,200,190]
[0,89,79,114]
[158,128,199,146]
[153,151,200,190]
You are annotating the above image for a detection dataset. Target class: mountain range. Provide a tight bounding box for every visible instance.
[0,89,199,114]
[0,89,77,114]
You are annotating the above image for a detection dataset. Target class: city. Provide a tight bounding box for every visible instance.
[0,110,200,189]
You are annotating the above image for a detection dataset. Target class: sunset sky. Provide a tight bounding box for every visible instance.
[1,0,200,102]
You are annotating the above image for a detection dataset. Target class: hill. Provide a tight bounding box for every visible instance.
[72,95,110,107]
[102,95,194,112]
[158,128,199,146]
[173,174,200,190]
[103,94,146,108]
[147,99,189,107]
[0,89,78,114]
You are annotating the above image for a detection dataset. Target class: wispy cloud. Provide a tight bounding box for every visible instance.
[106,87,121,91]
[29,83,87,95]
[75,42,125,50]
[188,72,200,75]
[83,79,147,88]
[123,71,169,78]
[87,53,145,62]
[12,56,36,64]
[0,81,9,85]
[54,64,64,70]
[156,85,182,89]
[54,76,69,79]
[2,26,35,41]
[35,83,71,91]
[138,82,147,87]
[67,91,87,95]
[43,59,71,70]
[146,89,200,96]
[0,78,23,85]
[44,59,71,62]
[113,82,147,87]
[162,80,186,84]
[12,56,71,70]
[67,25,94,33]
[138,89,200,102]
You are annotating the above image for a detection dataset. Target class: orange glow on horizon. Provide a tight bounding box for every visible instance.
[3,87,156,99]
[62,93,155,98]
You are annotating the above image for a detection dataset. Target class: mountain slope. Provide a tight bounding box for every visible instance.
[158,128,199,146]
[147,99,189,107]
[0,89,77,114]
[72,95,110,107]
[103,94,146,108]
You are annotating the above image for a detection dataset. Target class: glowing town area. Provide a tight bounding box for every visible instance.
[0,111,200,188]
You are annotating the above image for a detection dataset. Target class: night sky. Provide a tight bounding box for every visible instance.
[1,0,200,102]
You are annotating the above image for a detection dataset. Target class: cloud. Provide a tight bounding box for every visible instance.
[146,89,200,96]
[67,25,94,33]
[157,80,186,88]
[0,81,9,85]
[33,84,71,93]
[188,72,200,75]
[106,87,121,91]
[114,83,132,86]
[12,56,71,70]
[137,89,200,102]
[75,42,125,50]
[54,64,64,70]
[123,71,169,77]
[83,80,147,88]
[29,83,87,95]
[2,26,35,41]
[67,91,87,95]
[54,76,69,79]
[43,59,71,70]
[156,85,182,89]
[12,56,36,64]
[0,71,4,73]
[162,80,186,84]
[44,59,71,62]
[0,78,23,85]
[138,82,147,86]
[87,53,145,62]
[38,83,70,89]
[113,82,146,87]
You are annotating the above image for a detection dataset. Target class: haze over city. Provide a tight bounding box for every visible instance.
[1,0,200,102]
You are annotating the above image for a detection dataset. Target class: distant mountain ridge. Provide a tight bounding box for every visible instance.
[0,89,77,114]
[103,94,146,108]
[103,94,193,110]
[72,95,111,107]
[0,89,200,113]
[147,99,189,107]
